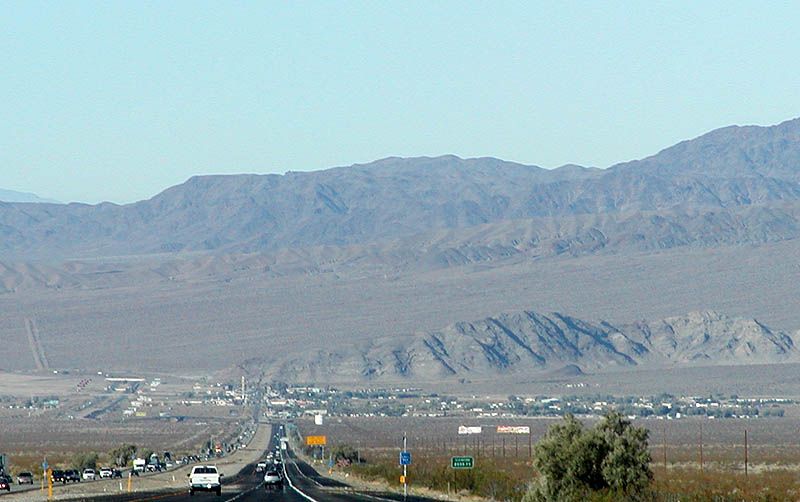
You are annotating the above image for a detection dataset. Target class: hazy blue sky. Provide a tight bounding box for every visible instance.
[2,1,799,203]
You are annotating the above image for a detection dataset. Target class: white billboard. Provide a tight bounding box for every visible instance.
[314,414,324,425]
[496,425,531,434]
[458,425,482,435]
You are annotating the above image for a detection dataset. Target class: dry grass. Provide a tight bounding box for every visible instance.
[299,416,800,501]
[654,468,800,501]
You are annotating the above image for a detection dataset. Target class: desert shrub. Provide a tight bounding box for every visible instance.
[72,452,99,471]
[110,444,137,467]
[525,412,653,502]
[332,444,360,464]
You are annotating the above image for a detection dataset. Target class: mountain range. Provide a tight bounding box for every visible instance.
[3,117,800,384]
[3,118,800,260]
[252,310,800,383]
[0,188,59,204]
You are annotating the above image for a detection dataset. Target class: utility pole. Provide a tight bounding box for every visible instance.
[403,432,408,501]
[744,429,748,478]
[662,424,667,478]
[699,422,704,475]
[528,431,533,458]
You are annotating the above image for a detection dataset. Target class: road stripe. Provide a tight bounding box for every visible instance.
[224,484,260,501]
[282,452,410,502]
[282,460,319,502]
[288,459,323,488]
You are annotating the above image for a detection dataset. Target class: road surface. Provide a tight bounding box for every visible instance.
[71,425,437,502]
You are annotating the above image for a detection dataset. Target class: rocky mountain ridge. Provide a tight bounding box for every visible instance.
[4,201,800,294]
[3,118,800,259]
[253,310,800,383]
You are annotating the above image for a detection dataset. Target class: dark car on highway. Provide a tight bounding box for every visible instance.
[51,470,66,483]
[17,471,34,484]
[64,469,81,483]
[0,477,10,491]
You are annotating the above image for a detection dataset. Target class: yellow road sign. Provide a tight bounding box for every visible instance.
[306,435,327,446]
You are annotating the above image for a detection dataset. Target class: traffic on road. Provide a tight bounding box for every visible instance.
[60,424,436,502]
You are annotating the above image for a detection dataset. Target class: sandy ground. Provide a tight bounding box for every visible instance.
[0,371,89,397]
[0,422,272,501]
[2,238,799,377]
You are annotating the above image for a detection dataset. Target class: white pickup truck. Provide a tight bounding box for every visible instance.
[133,458,146,473]
[188,465,223,496]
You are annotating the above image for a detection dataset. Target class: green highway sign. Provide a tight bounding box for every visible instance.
[451,456,474,469]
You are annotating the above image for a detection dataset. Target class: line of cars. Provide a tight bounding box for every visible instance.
[255,441,285,491]
[0,470,45,491]
[0,471,45,492]
[185,429,286,497]
[50,467,123,484]
[0,469,31,492]
[0,466,125,491]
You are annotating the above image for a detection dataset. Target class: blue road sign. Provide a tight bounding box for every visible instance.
[400,451,412,466]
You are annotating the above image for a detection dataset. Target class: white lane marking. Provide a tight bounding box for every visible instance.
[282,455,402,502]
[278,445,405,502]
[282,458,320,502]
[224,484,260,501]
[287,459,322,488]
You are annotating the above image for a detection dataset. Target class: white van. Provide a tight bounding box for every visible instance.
[133,458,146,472]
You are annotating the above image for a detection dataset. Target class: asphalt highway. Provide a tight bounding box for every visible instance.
[70,426,436,502]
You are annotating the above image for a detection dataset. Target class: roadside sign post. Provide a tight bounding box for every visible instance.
[402,433,408,500]
[450,455,474,493]
[399,445,412,498]
[306,435,327,464]
[47,468,52,500]
[451,456,474,469]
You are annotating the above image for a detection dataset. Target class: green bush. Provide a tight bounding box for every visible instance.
[72,452,99,471]
[525,412,653,502]
[110,444,137,467]
[332,444,360,463]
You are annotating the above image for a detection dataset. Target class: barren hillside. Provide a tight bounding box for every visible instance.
[3,118,800,259]
[2,118,800,384]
